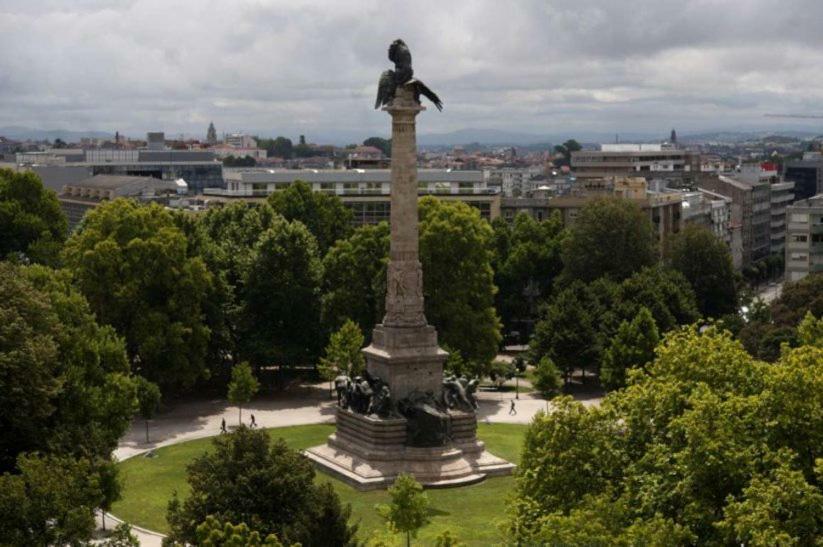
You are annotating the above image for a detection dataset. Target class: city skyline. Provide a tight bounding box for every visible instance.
[3,0,823,139]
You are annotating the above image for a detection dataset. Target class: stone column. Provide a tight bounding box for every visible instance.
[363,83,447,400]
[382,85,426,327]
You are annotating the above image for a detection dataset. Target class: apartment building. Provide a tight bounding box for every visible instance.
[785,194,823,282]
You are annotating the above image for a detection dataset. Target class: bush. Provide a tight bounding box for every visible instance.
[532,357,562,397]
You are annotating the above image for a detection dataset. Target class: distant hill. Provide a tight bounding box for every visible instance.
[0,126,113,142]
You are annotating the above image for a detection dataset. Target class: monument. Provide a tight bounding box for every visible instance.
[305,39,514,490]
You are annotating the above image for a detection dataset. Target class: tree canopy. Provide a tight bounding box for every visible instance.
[362,136,391,157]
[667,224,737,317]
[240,217,323,367]
[268,181,353,254]
[492,212,565,332]
[560,197,657,283]
[62,199,212,393]
[419,197,501,365]
[166,426,357,546]
[0,168,67,264]
[507,322,823,545]
[0,262,136,471]
[321,222,389,335]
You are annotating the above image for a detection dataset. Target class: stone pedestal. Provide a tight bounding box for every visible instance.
[305,83,514,490]
[304,408,514,490]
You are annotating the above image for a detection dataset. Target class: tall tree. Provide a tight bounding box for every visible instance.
[62,199,212,393]
[530,281,600,383]
[552,139,581,167]
[166,427,357,546]
[377,474,430,547]
[227,362,260,425]
[240,217,323,368]
[507,324,823,545]
[0,168,67,264]
[600,307,658,391]
[0,262,136,471]
[0,453,106,546]
[268,137,293,159]
[493,212,565,330]
[615,265,699,333]
[268,180,353,254]
[560,197,657,283]
[666,224,737,317]
[321,222,390,334]
[419,197,501,365]
[318,320,365,396]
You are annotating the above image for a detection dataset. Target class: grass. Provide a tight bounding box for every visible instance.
[112,423,528,545]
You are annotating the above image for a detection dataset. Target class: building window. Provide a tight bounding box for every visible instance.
[790,213,809,223]
[793,235,808,242]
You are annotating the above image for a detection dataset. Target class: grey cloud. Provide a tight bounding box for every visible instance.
[2,0,823,141]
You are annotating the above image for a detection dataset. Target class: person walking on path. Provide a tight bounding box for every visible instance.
[220,418,227,433]
[509,399,517,416]
[250,414,257,428]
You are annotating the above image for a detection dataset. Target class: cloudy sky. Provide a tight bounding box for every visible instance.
[3,0,823,141]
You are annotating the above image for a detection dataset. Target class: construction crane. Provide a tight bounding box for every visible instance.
[764,113,823,119]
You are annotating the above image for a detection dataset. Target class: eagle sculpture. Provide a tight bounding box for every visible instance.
[375,39,443,111]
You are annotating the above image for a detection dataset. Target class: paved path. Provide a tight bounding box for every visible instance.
[104,381,602,545]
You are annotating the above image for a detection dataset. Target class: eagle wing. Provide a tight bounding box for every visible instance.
[414,80,443,111]
[375,70,394,109]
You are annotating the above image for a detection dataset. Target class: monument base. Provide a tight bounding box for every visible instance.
[304,408,515,491]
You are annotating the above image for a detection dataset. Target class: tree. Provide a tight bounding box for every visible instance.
[135,376,161,443]
[166,426,357,546]
[615,265,699,334]
[321,222,390,335]
[268,136,293,159]
[318,320,365,396]
[493,212,565,331]
[740,272,823,360]
[268,180,353,254]
[377,473,430,547]
[193,515,287,546]
[240,217,323,368]
[228,362,260,424]
[600,307,658,391]
[532,356,563,397]
[552,139,581,167]
[419,197,501,365]
[62,199,212,394]
[666,224,737,317]
[0,168,67,264]
[0,262,136,472]
[507,324,823,545]
[560,197,657,283]
[0,453,106,546]
[530,281,600,383]
[717,455,823,546]
[363,136,391,156]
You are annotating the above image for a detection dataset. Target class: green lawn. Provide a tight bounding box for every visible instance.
[112,423,528,545]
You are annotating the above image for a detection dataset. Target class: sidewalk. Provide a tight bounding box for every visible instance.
[107,381,601,545]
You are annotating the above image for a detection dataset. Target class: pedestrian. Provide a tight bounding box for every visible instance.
[250,414,257,428]
[220,418,226,433]
[509,399,517,416]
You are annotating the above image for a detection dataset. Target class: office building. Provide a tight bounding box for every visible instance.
[58,175,185,229]
[16,138,222,194]
[784,153,823,201]
[785,194,823,282]
[206,168,500,224]
[571,144,700,183]
[541,177,684,254]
